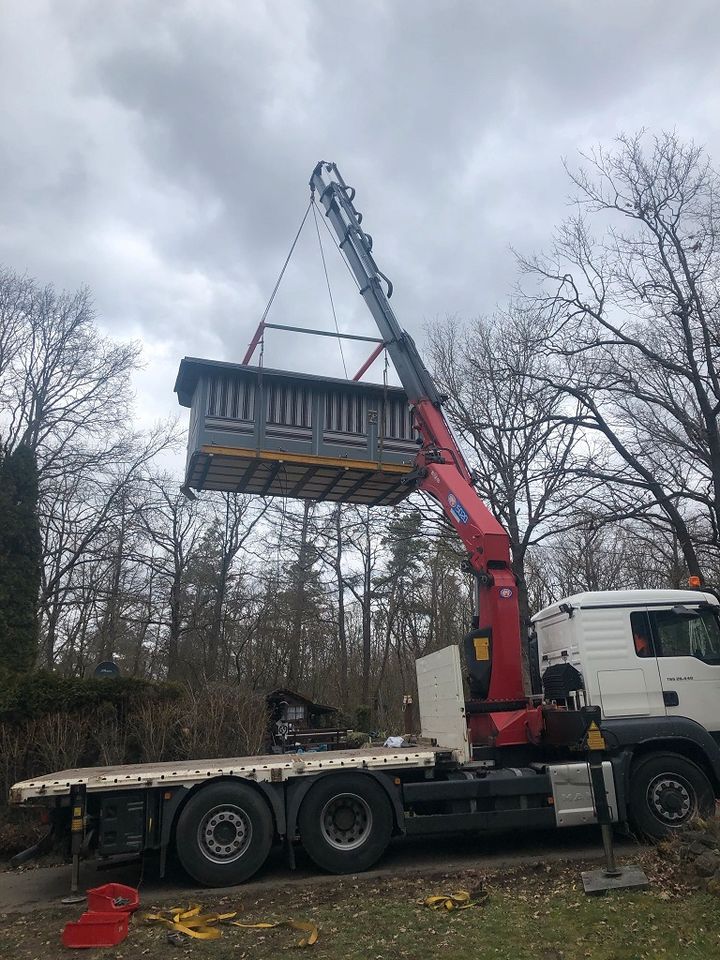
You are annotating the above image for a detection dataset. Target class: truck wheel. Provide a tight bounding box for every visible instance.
[298,773,393,874]
[629,752,715,840]
[175,781,273,886]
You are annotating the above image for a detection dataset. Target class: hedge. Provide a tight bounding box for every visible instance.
[0,670,182,723]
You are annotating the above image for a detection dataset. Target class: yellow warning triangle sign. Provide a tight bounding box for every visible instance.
[586,721,606,751]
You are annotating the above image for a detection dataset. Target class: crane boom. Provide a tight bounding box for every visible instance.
[311,161,525,704]
[310,162,440,406]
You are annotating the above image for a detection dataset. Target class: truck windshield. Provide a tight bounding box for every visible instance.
[649,607,720,663]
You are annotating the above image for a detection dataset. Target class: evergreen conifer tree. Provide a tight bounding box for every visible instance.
[0,445,41,672]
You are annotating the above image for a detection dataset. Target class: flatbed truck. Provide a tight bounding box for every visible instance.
[11,588,720,887]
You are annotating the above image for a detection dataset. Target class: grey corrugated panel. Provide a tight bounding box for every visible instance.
[175,357,411,406]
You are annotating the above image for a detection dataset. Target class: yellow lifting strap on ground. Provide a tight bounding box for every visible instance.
[143,905,319,947]
[422,889,487,911]
[232,919,320,947]
[144,905,237,940]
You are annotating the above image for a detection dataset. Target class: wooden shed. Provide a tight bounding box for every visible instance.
[266,688,348,752]
[175,358,417,506]
[266,688,338,729]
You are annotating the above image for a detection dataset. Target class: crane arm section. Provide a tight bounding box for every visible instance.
[310,161,525,702]
[310,161,439,407]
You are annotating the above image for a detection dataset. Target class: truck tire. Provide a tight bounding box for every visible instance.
[298,773,393,874]
[629,752,715,840]
[174,781,273,886]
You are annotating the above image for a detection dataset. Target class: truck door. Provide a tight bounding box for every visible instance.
[648,604,720,732]
[596,608,665,718]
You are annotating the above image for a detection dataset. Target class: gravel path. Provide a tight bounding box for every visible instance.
[0,826,639,913]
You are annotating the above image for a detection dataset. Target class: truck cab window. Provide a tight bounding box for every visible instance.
[649,607,720,663]
[630,611,652,657]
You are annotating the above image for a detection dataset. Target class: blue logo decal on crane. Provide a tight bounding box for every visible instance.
[447,493,469,524]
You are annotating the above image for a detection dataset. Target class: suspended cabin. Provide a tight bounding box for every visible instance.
[175,358,417,506]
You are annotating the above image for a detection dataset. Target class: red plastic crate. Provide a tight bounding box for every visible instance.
[86,883,140,914]
[62,911,129,948]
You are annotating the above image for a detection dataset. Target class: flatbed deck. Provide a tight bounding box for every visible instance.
[10,747,445,803]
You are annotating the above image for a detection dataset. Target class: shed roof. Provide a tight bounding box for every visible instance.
[175,357,410,408]
[266,688,338,716]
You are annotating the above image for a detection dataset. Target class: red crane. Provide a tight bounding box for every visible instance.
[310,162,535,748]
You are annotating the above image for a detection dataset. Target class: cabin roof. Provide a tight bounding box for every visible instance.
[266,687,338,716]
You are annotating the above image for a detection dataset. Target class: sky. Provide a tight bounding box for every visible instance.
[1,0,719,448]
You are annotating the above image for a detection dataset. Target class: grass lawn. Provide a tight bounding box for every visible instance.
[2,852,718,960]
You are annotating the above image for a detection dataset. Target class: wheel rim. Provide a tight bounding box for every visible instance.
[646,773,695,826]
[320,792,373,850]
[197,803,253,863]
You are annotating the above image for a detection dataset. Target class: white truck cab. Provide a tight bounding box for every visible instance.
[533,589,720,731]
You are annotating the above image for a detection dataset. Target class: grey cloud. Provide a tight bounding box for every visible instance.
[1,0,720,423]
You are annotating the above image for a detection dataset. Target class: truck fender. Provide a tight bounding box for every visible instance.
[603,716,720,793]
[285,770,404,841]
[158,776,286,877]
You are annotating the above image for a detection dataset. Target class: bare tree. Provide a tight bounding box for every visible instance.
[137,477,206,680]
[0,268,32,395]
[428,308,591,644]
[38,423,178,667]
[183,493,269,682]
[331,506,350,704]
[0,277,140,476]
[522,132,720,582]
[340,506,386,710]
[526,514,693,612]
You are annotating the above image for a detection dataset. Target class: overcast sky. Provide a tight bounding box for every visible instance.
[2,0,719,440]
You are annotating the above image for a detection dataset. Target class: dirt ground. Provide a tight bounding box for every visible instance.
[1,836,718,960]
[2,850,718,960]
[0,826,634,911]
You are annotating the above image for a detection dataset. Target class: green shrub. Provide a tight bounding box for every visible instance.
[354,704,372,732]
[0,670,181,723]
[0,445,41,675]
[0,677,269,810]
[345,731,371,748]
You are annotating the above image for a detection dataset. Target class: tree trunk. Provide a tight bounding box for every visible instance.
[167,561,183,680]
[334,508,349,703]
[99,499,126,663]
[286,502,311,689]
[206,557,229,680]
[361,533,372,710]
